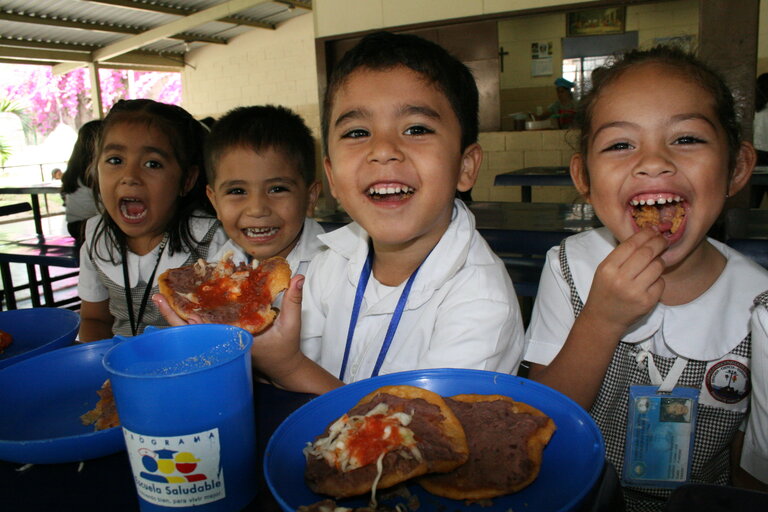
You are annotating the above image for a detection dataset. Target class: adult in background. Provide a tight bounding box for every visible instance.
[61,119,102,247]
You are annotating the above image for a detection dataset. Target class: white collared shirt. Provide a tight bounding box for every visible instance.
[208,217,327,277]
[525,227,768,364]
[300,199,525,383]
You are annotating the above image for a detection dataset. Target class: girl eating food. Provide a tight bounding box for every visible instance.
[524,46,768,510]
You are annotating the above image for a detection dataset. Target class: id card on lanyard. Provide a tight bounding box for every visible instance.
[623,345,699,488]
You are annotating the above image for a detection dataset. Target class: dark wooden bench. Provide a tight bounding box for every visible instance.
[0,240,79,310]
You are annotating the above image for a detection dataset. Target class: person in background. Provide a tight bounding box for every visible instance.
[548,77,577,129]
[153,104,325,318]
[739,291,768,492]
[524,46,767,510]
[61,120,101,247]
[750,73,768,207]
[51,168,63,180]
[246,31,525,394]
[77,99,225,342]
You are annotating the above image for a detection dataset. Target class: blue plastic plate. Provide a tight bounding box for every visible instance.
[0,308,80,369]
[0,339,125,464]
[265,368,605,512]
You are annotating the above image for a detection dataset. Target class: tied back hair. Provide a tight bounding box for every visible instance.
[89,99,214,264]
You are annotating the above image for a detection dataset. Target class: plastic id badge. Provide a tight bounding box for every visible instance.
[623,385,699,488]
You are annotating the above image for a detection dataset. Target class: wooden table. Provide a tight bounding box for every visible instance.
[493,166,572,202]
[0,183,62,236]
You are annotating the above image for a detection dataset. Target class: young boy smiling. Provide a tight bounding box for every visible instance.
[252,32,525,394]
[153,105,325,317]
[203,105,324,274]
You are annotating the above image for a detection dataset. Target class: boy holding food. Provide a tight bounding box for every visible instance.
[253,31,525,393]
[153,105,326,317]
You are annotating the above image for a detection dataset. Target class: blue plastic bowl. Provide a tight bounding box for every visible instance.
[265,368,605,512]
[0,308,80,369]
[0,339,124,464]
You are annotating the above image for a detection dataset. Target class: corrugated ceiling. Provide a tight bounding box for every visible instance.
[0,0,311,71]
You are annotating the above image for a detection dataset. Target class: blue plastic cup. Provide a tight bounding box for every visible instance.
[103,325,256,511]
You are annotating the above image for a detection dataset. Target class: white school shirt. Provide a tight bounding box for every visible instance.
[526,227,768,364]
[208,217,326,277]
[78,214,227,303]
[300,199,525,383]
[742,292,768,484]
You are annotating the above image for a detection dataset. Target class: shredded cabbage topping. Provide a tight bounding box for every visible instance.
[303,402,422,473]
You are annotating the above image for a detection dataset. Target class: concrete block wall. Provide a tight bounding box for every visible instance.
[475,129,581,203]
[182,14,321,136]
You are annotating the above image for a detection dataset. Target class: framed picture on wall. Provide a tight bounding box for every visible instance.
[567,7,626,36]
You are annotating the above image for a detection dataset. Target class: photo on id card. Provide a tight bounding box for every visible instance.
[623,385,699,488]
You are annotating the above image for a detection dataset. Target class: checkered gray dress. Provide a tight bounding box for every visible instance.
[558,241,751,512]
[90,221,220,337]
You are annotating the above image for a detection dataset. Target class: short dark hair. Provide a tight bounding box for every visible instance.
[90,99,212,262]
[321,31,479,154]
[205,105,316,185]
[576,45,743,171]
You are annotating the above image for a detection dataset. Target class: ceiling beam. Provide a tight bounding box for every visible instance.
[53,0,269,75]
[0,11,227,45]
[85,0,276,30]
[0,46,184,69]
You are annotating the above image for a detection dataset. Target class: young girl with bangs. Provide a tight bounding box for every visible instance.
[77,99,225,342]
[524,47,768,510]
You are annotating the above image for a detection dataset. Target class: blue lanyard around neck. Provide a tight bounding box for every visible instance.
[338,249,426,381]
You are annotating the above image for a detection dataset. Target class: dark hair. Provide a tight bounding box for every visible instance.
[757,73,768,113]
[61,120,102,195]
[321,31,479,154]
[575,45,743,171]
[89,99,212,263]
[205,105,316,185]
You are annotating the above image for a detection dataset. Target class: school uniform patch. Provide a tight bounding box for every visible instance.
[699,355,750,411]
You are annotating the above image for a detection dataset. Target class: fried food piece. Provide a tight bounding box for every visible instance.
[0,329,12,353]
[80,379,120,431]
[304,385,468,499]
[419,394,556,500]
[158,254,290,334]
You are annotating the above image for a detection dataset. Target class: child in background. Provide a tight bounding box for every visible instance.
[153,104,325,319]
[250,31,525,394]
[61,119,101,247]
[524,46,768,510]
[739,292,768,490]
[78,99,225,342]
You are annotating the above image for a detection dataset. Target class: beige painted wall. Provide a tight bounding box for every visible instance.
[313,0,573,38]
[182,14,321,135]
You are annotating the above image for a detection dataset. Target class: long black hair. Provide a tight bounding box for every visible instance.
[88,99,213,263]
[61,119,101,195]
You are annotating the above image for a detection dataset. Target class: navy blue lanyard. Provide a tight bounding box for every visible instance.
[338,250,426,381]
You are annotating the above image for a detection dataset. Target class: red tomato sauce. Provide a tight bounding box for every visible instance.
[347,415,404,467]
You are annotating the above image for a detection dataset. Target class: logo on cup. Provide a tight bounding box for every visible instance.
[123,427,226,506]
[138,448,208,483]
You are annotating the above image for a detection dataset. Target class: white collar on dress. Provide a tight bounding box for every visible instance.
[566,227,768,359]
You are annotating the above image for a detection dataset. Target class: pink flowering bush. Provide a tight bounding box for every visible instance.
[0,64,182,137]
